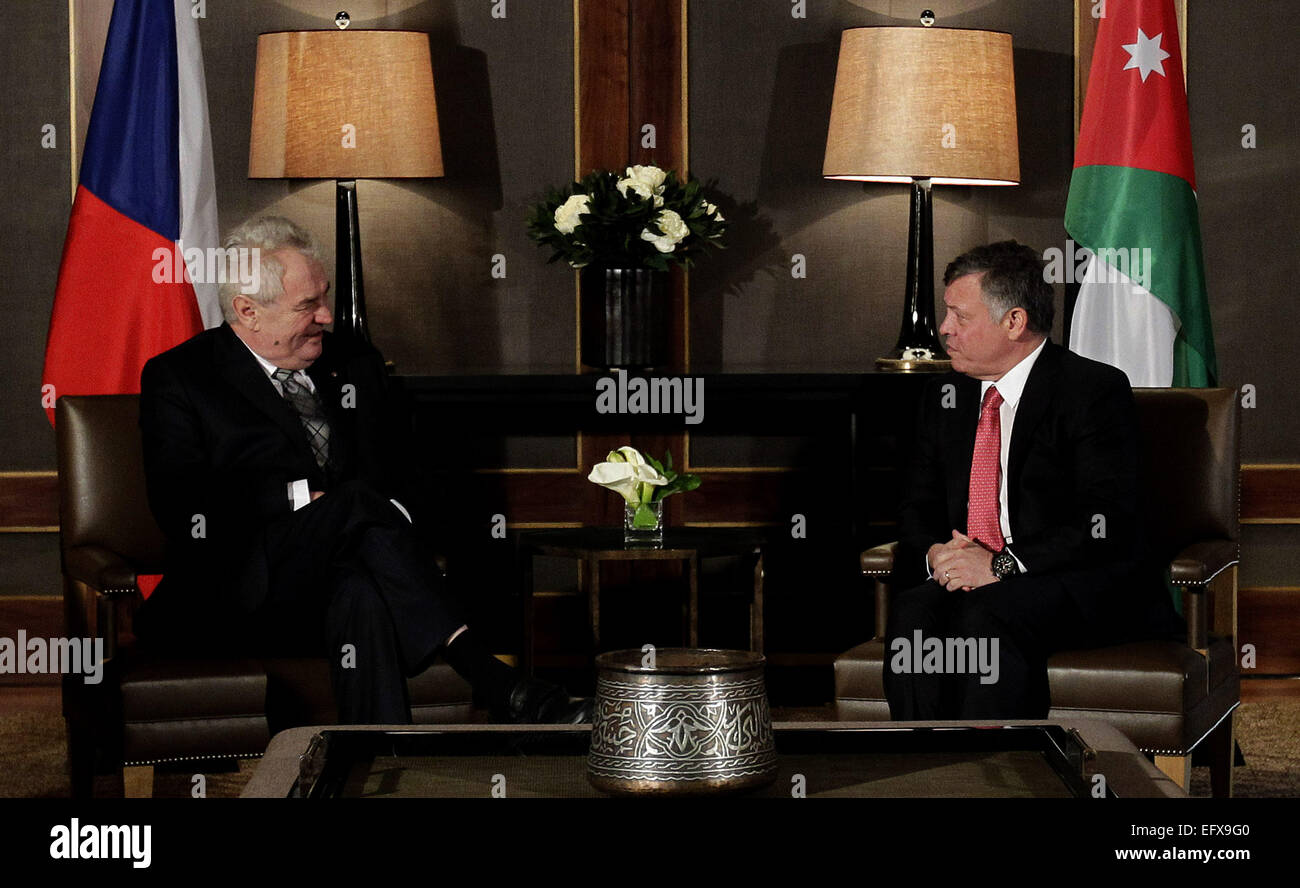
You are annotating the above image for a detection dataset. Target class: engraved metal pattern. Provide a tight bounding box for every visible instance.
[586,653,777,795]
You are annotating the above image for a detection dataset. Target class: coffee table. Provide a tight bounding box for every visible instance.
[241,719,1186,798]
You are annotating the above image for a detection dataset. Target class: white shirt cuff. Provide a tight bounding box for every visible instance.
[390,498,412,523]
[289,479,311,511]
[1006,546,1027,574]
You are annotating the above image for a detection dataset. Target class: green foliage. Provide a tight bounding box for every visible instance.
[643,450,701,503]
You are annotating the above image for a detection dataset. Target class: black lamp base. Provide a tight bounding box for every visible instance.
[335,178,369,345]
[878,177,949,373]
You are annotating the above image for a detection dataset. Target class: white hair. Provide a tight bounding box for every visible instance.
[219,216,322,323]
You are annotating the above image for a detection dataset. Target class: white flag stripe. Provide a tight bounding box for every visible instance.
[1069,252,1177,388]
[174,0,221,329]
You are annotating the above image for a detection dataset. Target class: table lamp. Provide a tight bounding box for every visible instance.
[248,14,444,345]
[823,13,1019,371]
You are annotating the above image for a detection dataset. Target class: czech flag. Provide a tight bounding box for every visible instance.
[42,0,220,426]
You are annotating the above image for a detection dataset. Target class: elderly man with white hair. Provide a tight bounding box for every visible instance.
[137,216,587,725]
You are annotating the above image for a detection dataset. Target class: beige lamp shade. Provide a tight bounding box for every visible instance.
[248,30,443,179]
[823,27,1019,185]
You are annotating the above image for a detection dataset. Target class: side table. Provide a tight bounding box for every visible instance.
[516,527,767,673]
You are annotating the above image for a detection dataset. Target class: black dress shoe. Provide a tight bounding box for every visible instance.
[500,678,593,724]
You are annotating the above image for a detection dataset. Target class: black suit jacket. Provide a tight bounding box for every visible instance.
[137,323,411,634]
[898,340,1174,630]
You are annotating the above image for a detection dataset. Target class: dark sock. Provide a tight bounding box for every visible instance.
[442,629,517,702]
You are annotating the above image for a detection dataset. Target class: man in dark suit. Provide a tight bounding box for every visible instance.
[885,241,1183,720]
[137,216,586,725]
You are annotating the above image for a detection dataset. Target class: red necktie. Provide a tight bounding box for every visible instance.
[967,386,1005,551]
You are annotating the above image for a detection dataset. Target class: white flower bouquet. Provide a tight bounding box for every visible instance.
[588,445,702,529]
[527,165,726,271]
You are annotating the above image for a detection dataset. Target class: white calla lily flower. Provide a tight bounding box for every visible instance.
[588,461,641,505]
[616,446,646,466]
[589,451,666,505]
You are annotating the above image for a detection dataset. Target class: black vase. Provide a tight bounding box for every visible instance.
[580,267,669,370]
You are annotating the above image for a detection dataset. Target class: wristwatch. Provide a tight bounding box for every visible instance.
[991,550,1021,580]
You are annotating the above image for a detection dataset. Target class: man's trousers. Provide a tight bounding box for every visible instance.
[881,574,1109,720]
[240,480,463,724]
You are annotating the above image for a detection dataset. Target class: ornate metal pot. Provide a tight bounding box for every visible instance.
[586,648,777,795]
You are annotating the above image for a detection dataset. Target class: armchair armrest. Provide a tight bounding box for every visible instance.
[860,541,897,576]
[1168,539,1239,651]
[62,544,144,659]
[860,542,899,640]
[1169,539,1239,587]
[64,544,141,596]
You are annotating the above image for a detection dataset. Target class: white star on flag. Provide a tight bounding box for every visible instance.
[1122,28,1171,82]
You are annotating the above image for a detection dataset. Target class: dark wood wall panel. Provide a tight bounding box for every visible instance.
[1239,587,1300,674]
[628,0,685,171]
[627,0,688,372]
[575,0,690,508]
[1241,466,1300,523]
[0,474,58,531]
[577,0,631,174]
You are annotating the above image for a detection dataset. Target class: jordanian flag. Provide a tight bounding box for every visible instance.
[1066,0,1216,387]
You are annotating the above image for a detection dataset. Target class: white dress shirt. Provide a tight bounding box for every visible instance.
[927,337,1047,579]
[978,337,1048,572]
[236,335,415,522]
[236,337,318,510]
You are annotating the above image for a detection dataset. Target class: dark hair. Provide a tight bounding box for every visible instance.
[943,240,1054,335]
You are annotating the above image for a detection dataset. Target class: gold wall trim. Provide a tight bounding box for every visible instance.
[681,0,690,372]
[681,521,780,528]
[68,0,78,201]
[572,0,582,180]
[0,527,59,534]
[472,468,580,475]
[0,471,57,479]
[572,1,582,372]
[690,466,803,474]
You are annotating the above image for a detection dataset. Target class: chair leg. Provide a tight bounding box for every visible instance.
[65,716,95,799]
[123,765,154,798]
[1153,754,1192,790]
[1207,713,1236,798]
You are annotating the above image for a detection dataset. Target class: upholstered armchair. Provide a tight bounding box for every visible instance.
[834,387,1241,796]
[57,395,474,797]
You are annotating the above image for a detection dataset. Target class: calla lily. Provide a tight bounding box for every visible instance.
[615,446,646,467]
[589,444,702,528]
[588,459,666,505]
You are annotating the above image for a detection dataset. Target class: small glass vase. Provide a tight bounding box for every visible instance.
[624,499,664,547]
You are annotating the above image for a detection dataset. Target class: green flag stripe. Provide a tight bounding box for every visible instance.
[1065,163,1218,386]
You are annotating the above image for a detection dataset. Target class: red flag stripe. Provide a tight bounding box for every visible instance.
[1074,0,1196,191]
[42,187,202,425]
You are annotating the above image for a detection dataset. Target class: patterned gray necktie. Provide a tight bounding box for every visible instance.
[272,368,331,469]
